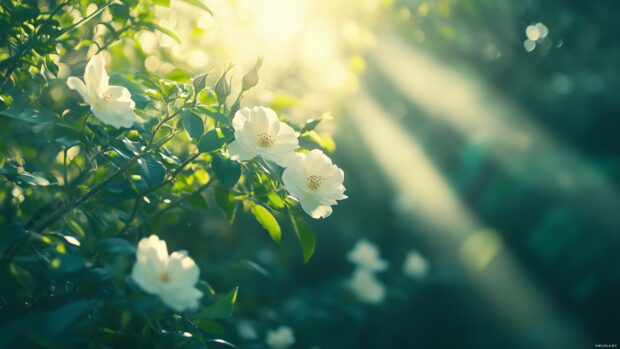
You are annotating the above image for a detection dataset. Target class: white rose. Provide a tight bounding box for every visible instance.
[131,235,203,312]
[266,326,296,349]
[402,250,429,279]
[282,149,347,219]
[67,54,136,128]
[349,268,386,305]
[347,239,388,272]
[227,106,298,167]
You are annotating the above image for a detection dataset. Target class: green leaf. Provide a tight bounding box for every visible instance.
[251,204,281,243]
[300,113,331,133]
[211,154,241,190]
[197,319,225,334]
[44,56,59,76]
[153,0,170,6]
[143,23,181,43]
[181,0,214,14]
[196,105,230,126]
[200,287,238,319]
[198,129,225,152]
[0,223,24,255]
[214,187,237,223]
[187,190,208,209]
[220,127,235,143]
[137,157,166,187]
[267,192,285,209]
[181,111,204,139]
[289,209,316,263]
[40,300,94,340]
[99,238,135,255]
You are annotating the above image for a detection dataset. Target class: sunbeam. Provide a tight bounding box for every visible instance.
[346,90,590,348]
[371,34,620,236]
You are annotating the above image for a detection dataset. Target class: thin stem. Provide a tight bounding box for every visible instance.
[0,156,140,267]
[118,195,142,236]
[57,0,114,38]
[150,182,211,220]
[32,156,139,233]
[148,109,183,149]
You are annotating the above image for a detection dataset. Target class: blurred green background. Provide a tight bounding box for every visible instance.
[33,0,620,347]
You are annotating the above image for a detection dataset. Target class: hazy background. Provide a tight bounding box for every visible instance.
[85,0,620,347]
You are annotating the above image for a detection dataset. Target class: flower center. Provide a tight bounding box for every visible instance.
[307,175,324,190]
[257,132,275,148]
[101,90,112,101]
[159,270,171,283]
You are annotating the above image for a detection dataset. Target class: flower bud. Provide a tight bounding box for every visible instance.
[242,57,263,91]
[215,66,232,105]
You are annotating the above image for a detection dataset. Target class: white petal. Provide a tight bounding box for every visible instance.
[131,262,160,294]
[159,286,203,312]
[84,54,108,96]
[251,106,273,134]
[107,85,134,104]
[298,192,332,219]
[228,140,257,161]
[67,77,92,104]
[91,104,134,129]
[167,251,200,287]
[232,107,252,130]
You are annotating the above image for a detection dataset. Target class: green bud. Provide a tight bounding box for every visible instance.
[215,65,233,105]
[242,57,263,91]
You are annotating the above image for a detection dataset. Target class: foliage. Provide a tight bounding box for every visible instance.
[0,1,336,347]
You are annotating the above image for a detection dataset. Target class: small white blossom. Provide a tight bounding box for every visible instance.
[237,321,258,340]
[131,235,203,312]
[402,250,429,279]
[227,106,298,167]
[266,326,296,349]
[349,268,386,304]
[282,149,347,219]
[67,54,136,128]
[347,239,388,272]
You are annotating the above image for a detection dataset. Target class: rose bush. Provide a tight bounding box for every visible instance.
[0,1,346,347]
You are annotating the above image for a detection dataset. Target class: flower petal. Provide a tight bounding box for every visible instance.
[228,140,257,161]
[84,54,108,96]
[91,104,135,129]
[167,251,200,287]
[67,77,91,104]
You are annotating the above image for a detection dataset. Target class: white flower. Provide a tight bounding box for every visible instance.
[227,106,298,167]
[266,326,296,349]
[131,235,203,312]
[282,149,347,219]
[402,250,429,279]
[67,54,136,128]
[349,268,386,304]
[347,239,388,272]
[237,321,258,340]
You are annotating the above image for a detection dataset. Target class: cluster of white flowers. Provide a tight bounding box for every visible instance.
[67,55,347,311]
[229,106,347,219]
[347,239,387,304]
[68,56,347,219]
[236,322,296,349]
[346,241,431,304]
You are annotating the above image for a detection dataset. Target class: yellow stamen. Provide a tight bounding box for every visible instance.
[257,132,276,147]
[307,175,324,190]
